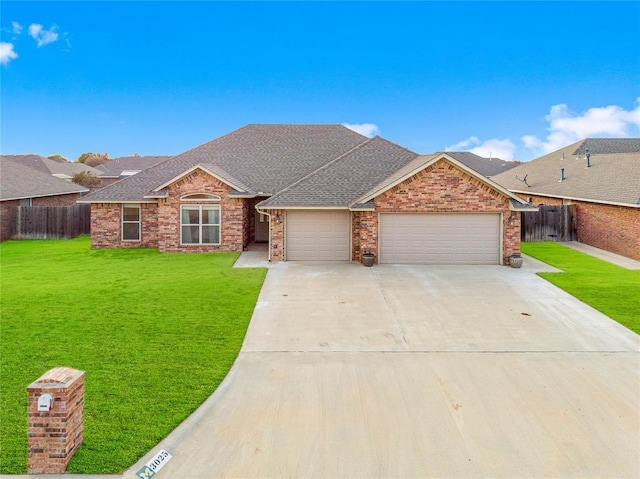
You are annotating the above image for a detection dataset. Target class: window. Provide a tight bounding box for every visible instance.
[122,204,141,241]
[20,198,32,207]
[181,205,220,244]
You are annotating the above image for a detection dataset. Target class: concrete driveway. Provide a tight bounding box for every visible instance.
[126,260,640,478]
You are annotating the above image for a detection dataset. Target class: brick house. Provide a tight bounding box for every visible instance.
[94,155,171,188]
[0,159,89,241]
[80,124,534,264]
[492,138,640,261]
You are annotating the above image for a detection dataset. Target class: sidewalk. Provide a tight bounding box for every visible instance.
[563,241,640,270]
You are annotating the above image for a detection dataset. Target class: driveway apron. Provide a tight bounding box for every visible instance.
[125,261,640,478]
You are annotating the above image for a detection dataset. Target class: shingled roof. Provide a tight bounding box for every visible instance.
[2,154,101,178]
[96,156,172,178]
[81,124,368,202]
[446,152,521,177]
[0,159,88,201]
[257,136,418,208]
[491,139,640,207]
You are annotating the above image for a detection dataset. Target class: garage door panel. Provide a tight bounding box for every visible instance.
[286,211,350,261]
[380,213,500,264]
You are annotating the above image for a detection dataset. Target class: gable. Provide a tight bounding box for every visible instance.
[375,158,509,211]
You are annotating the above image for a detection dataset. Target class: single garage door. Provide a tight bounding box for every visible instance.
[286,210,351,261]
[379,213,501,264]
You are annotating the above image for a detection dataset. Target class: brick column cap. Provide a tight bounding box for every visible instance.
[27,367,85,390]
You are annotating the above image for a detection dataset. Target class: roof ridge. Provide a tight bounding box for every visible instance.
[258,137,376,205]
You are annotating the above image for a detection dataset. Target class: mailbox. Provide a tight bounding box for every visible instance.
[37,393,53,412]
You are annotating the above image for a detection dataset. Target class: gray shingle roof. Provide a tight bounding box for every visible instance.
[96,156,172,178]
[258,137,418,208]
[2,154,101,178]
[446,152,521,177]
[81,124,368,202]
[0,159,88,201]
[491,139,640,206]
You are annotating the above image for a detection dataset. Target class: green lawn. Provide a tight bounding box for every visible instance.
[0,237,266,474]
[521,242,640,334]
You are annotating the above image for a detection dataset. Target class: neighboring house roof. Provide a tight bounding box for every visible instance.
[95,156,171,178]
[446,152,521,177]
[0,159,89,201]
[1,154,101,179]
[80,124,369,202]
[492,138,640,207]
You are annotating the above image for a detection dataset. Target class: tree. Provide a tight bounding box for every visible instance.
[72,171,101,189]
[76,152,96,164]
[76,152,109,167]
[47,154,69,162]
[85,154,110,167]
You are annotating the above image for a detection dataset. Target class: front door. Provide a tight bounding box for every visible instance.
[255,210,269,243]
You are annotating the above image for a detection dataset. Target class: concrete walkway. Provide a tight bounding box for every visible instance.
[123,260,639,478]
[563,241,640,270]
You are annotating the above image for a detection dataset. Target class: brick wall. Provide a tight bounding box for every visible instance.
[27,367,85,474]
[269,209,285,261]
[91,203,159,248]
[352,211,378,262]
[362,160,519,264]
[522,194,639,261]
[158,169,245,252]
[32,193,83,207]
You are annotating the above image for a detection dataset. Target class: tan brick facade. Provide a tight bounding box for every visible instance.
[524,194,639,261]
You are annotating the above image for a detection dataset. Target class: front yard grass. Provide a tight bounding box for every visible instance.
[0,237,266,474]
[521,242,640,334]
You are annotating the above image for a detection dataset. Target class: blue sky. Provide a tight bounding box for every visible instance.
[1,1,639,161]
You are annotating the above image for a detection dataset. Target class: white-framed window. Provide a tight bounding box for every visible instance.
[181,205,221,245]
[20,198,32,207]
[122,204,141,241]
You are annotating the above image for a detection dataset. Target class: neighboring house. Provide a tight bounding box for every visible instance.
[446,152,521,177]
[492,138,640,261]
[0,159,89,241]
[95,156,172,187]
[80,124,535,265]
[2,154,102,181]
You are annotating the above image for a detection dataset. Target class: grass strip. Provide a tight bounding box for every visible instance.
[521,242,639,334]
[0,237,266,473]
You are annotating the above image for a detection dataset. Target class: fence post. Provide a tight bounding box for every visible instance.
[27,367,85,474]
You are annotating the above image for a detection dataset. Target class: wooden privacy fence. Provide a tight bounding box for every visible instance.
[521,205,576,242]
[10,204,91,239]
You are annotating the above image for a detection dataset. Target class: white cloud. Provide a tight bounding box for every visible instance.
[12,21,23,34]
[28,23,59,47]
[0,42,18,65]
[342,123,380,138]
[446,136,516,161]
[522,99,640,155]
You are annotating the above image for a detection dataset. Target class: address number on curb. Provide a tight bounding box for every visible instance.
[136,449,172,478]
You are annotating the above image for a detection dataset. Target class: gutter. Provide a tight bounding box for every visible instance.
[255,207,272,262]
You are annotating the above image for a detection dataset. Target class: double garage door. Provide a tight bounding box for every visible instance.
[285,211,501,264]
[379,213,501,264]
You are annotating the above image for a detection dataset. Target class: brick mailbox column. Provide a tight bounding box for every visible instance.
[26,367,85,474]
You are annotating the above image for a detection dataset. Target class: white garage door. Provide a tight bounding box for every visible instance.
[379,213,501,264]
[286,210,351,261]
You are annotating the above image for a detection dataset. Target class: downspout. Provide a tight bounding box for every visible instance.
[255,207,272,262]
